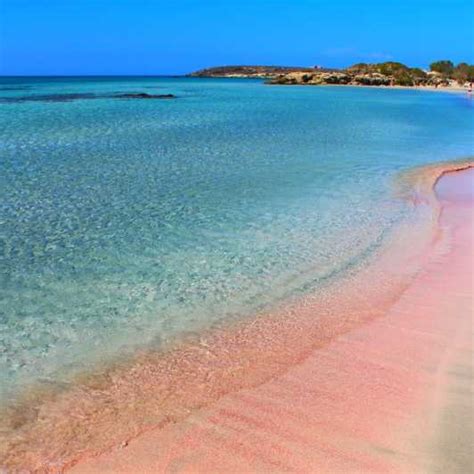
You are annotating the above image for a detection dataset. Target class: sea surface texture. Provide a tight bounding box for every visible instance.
[1,77,473,402]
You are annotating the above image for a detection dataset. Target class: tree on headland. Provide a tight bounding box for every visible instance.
[429,60,454,76]
[453,63,474,84]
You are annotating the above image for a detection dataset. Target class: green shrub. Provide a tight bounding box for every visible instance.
[429,60,454,76]
[409,67,427,78]
[377,62,408,76]
[348,63,370,73]
[453,63,474,83]
[393,71,414,86]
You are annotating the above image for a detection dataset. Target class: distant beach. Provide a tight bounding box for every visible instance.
[189,61,474,94]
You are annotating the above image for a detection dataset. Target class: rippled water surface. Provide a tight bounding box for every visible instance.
[1,77,473,401]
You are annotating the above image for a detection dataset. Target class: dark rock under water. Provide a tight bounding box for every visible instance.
[0,92,176,103]
[0,93,97,103]
[0,86,32,92]
[114,93,175,99]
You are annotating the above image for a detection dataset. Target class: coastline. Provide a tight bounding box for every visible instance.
[189,64,473,95]
[327,84,470,94]
[268,82,471,95]
[188,74,471,94]
[1,160,473,472]
[71,165,473,474]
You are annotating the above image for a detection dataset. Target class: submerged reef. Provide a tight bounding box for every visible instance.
[0,92,176,103]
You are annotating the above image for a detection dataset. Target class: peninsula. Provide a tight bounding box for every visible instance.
[188,65,325,78]
[190,60,474,90]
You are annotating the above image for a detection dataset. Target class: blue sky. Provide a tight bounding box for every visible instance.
[1,0,473,75]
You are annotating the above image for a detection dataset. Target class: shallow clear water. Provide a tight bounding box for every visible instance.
[1,77,473,401]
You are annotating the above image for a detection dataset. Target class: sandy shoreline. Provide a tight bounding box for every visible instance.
[267,81,472,95]
[70,165,473,473]
[318,84,472,94]
[1,161,473,472]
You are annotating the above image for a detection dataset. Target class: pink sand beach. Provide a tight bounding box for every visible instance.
[1,163,473,472]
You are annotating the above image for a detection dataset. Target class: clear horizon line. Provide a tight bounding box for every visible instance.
[0,74,190,78]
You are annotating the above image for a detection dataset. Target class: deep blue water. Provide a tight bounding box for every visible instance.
[1,77,473,401]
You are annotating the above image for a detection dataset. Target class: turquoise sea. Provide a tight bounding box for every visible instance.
[1,77,473,403]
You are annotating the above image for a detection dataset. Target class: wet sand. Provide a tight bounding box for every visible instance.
[66,165,473,473]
